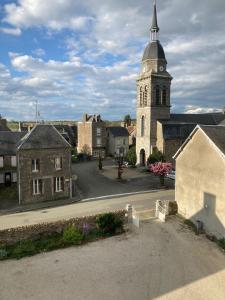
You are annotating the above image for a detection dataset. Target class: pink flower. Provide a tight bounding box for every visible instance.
[149,162,172,177]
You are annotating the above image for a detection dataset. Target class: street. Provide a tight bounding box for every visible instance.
[0,190,174,230]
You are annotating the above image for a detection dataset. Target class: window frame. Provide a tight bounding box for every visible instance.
[55,157,62,170]
[32,179,42,195]
[55,177,64,193]
[32,159,40,173]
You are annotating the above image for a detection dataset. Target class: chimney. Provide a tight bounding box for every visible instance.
[83,113,88,122]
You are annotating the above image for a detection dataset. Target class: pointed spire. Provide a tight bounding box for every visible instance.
[150,0,159,41]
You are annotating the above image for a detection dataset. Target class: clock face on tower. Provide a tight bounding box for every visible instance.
[159,66,164,72]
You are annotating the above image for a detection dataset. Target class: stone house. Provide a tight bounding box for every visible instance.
[127,126,136,147]
[0,132,26,186]
[136,2,225,165]
[106,127,129,157]
[17,124,72,204]
[77,114,106,158]
[174,125,225,238]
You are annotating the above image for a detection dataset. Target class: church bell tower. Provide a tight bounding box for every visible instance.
[136,0,172,165]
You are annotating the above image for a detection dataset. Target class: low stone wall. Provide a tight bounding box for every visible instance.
[0,210,126,245]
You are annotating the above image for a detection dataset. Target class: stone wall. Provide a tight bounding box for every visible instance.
[0,210,126,245]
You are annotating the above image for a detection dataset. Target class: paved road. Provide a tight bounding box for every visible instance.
[73,159,174,199]
[0,217,224,300]
[0,190,174,230]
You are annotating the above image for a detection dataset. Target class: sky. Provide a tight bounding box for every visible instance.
[0,0,225,121]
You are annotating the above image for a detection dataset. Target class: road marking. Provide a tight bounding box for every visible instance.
[81,190,164,203]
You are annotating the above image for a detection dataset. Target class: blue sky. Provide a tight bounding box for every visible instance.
[0,0,225,121]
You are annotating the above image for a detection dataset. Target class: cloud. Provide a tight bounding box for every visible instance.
[0,0,225,120]
[0,27,21,36]
[185,105,222,114]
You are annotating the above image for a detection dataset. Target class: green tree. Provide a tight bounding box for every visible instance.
[147,147,165,165]
[124,114,131,127]
[126,146,137,167]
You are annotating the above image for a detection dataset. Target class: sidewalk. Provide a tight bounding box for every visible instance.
[0,190,175,230]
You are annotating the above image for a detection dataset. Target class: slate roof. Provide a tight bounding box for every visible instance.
[18,125,71,150]
[162,123,196,140]
[107,127,129,137]
[0,132,26,156]
[200,125,225,155]
[54,125,77,146]
[151,2,159,33]
[174,125,225,159]
[170,113,225,125]
[142,41,166,61]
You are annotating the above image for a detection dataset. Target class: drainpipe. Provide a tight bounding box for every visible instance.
[17,152,21,205]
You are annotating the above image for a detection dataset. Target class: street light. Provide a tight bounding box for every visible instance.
[115,150,124,180]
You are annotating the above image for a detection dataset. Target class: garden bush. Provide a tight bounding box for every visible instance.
[63,225,83,245]
[217,238,225,250]
[147,147,165,165]
[12,240,36,259]
[97,213,123,235]
[126,146,137,167]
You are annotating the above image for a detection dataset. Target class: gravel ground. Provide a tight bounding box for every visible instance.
[0,216,225,300]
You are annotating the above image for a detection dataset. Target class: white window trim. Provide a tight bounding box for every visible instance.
[11,156,17,167]
[33,179,41,195]
[0,156,3,168]
[55,177,63,192]
[55,157,62,170]
[96,137,102,147]
[96,128,101,136]
[32,159,39,173]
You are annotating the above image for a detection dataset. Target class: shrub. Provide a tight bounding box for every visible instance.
[217,239,225,250]
[147,147,165,165]
[71,155,78,163]
[126,146,137,167]
[63,225,83,245]
[12,240,36,259]
[97,213,123,235]
[0,248,8,260]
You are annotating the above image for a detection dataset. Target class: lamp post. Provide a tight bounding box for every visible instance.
[115,151,124,180]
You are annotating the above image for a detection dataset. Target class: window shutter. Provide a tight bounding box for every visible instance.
[61,177,64,191]
[39,179,43,194]
[60,157,63,169]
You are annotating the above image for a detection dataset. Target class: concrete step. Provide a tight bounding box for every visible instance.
[133,208,155,221]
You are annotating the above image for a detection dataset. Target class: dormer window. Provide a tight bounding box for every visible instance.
[32,159,40,172]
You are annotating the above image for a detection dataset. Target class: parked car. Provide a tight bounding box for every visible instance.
[166,170,176,180]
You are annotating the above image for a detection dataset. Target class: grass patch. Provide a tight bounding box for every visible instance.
[184,219,197,234]
[0,213,125,261]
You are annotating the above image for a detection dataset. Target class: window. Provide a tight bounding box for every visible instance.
[32,179,42,195]
[141,116,145,137]
[11,156,16,167]
[32,159,40,172]
[12,173,17,183]
[123,139,126,145]
[0,156,3,168]
[140,87,143,106]
[55,177,64,192]
[96,128,101,136]
[144,86,148,106]
[96,137,101,147]
[162,88,167,105]
[156,85,160,105]
[55,157,62,170]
